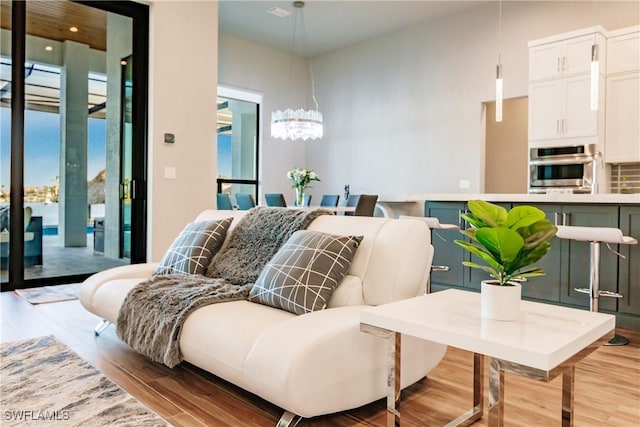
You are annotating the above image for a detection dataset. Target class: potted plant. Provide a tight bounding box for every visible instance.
[454,200,557,321]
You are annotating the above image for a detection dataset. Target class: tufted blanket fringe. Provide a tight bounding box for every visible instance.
[116,207,331,368]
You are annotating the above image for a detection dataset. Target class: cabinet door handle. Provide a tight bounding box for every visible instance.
[556,119,560,134]
[554,212,559,226]
[562,56,566,71]
[562,118,566,133]
[562,212,568,225]
[557,57,561,72]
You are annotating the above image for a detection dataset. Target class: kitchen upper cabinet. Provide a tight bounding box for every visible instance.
[528,28,606,148]
[607,27,640,75]
[529,74,601,146]
[605,72,640,163]
[529,32,605,82]
[605,27,640,164]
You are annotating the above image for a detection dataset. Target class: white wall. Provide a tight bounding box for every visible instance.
[306,1,640,199]
[146,1,638,258]
[147,1,218,259]
[218,33,309,205]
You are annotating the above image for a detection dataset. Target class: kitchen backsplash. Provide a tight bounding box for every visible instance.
[610,163,640,194]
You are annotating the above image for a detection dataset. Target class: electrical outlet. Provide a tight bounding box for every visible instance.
[459,179,470,189]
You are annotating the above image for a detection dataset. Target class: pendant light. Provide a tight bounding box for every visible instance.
[590,29,599,111]
[590,1,600,111]
[271,1,323,141]
[495,0,503,122]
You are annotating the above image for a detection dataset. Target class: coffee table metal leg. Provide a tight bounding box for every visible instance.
[446,352,484,427]
[488,357,505,427]
[387,332,401,427]
[561,366,575,427]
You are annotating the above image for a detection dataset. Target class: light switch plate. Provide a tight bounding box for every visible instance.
[459,179,470,189]
[164,166,177,180]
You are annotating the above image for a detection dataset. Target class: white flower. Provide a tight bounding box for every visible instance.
[287,167,320,190]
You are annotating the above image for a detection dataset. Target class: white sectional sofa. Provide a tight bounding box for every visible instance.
[79,209,447,425]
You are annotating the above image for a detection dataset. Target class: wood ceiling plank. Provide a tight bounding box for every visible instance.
[0,0,106,52]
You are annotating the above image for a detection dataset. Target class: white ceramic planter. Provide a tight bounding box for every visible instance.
[481,280,522,321]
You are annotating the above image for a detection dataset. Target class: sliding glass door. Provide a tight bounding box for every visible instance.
[0,0,148,290]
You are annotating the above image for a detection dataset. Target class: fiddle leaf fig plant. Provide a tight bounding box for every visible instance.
[454,200,558,286]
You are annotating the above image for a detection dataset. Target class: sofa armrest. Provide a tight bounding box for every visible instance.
[79,263,158,313]
[243,305,446,418]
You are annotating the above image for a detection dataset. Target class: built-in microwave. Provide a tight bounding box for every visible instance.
[528,144,600,194]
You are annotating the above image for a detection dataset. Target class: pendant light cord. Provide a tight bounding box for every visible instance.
[498,0,502,65]
[298,3,319,111]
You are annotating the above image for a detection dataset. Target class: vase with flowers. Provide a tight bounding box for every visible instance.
[287,167,320,207]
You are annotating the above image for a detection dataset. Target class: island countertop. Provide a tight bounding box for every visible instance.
[407,193,640,204]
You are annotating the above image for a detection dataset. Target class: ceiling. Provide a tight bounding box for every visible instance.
[0,1,485,59]
[0,1,107,51]
[219,1,486,58]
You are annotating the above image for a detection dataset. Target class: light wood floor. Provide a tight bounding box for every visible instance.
[1,290,639,427]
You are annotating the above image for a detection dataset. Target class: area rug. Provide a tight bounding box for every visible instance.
[15,283,82,304]
[0,336,170,426]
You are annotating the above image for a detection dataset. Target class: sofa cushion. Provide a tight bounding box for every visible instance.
[248,230,363,315]
[155,218,232,276]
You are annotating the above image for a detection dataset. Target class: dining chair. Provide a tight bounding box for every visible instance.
[265,193,287,207]
[216,193,234,210]
[235,193,256,210]
[344,194,378,217]
[320,195,340,207]
[303,194,312,206]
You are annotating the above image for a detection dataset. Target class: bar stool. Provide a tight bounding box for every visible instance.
[556,225,638,346]
[399,216,459,294]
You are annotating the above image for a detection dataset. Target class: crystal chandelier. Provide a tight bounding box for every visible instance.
[271,1,324,141]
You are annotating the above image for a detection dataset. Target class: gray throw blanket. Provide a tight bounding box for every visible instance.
[116,207,330,368]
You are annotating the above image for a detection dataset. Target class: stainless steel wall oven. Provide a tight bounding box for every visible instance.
[529,144,599,194]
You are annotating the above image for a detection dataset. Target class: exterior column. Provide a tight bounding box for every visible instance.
[59,40,88,247]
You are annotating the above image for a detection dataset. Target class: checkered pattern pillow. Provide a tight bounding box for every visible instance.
[248,230,363,315]
[155,218,233,276]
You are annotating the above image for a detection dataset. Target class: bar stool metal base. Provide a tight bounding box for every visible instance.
[557,225,637,348]
[605,333,629,346]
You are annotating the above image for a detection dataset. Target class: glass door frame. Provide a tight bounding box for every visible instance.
[4,0,149,291]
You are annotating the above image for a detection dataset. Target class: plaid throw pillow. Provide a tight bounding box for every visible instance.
[249,230,363,315]
[155,218,233,276]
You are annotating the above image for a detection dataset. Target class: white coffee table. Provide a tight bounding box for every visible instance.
[360,289,615,426]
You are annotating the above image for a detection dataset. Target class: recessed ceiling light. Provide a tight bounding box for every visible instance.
[69,26,79,33]
[267,7,290,18]
[45,46,53,52]
[120,60,127,65]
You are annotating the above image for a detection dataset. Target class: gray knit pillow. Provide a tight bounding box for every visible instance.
[155,218,232,276]
[248,230,363,315]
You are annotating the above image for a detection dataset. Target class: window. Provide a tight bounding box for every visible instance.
[216,86,261,208]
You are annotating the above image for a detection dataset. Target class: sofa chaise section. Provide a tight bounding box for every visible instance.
[79,209,447,425]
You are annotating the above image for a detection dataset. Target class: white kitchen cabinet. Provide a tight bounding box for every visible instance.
[529,74,601,146]
[605,72,640,163]
[528,27,606,148]
[604,26,639,163]
[607,27,640,75]
[529,31,605,81]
